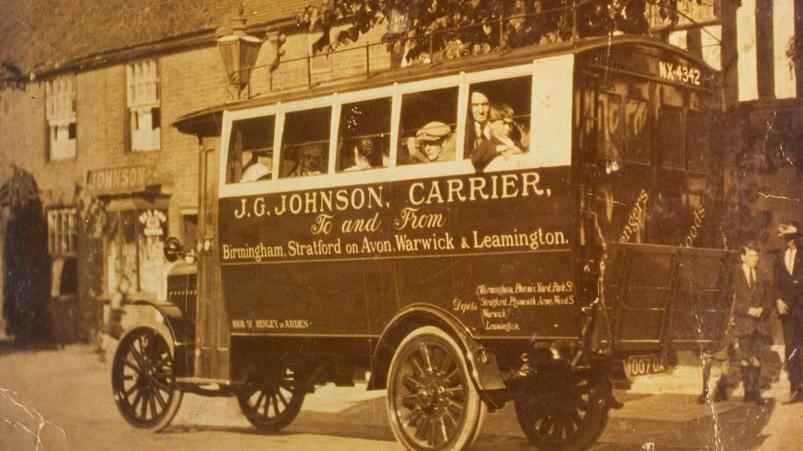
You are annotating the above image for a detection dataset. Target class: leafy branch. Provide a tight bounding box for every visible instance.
[0,61,26,91]
[295,0,697,61]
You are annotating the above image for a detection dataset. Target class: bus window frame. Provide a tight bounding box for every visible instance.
[220,104,281,195]
[395,74,463,168]
[218,60,572,200]
[335,92,396,173]
[277,100,335,181]
[463,63,538,157]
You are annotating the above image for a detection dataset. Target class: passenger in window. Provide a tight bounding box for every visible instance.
[471,103,525,172]
[287,143,326,177]
[344,138,382,172]
[239,151,271,183]
[404,121,455,164]
[466,91,491,159]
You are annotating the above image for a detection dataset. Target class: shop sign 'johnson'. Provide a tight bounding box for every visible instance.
[86,165,159,195]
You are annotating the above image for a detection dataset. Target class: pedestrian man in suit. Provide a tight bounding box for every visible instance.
[775,221,803,403]
[732,242,773,404]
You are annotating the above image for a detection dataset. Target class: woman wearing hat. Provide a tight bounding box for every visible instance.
[776,221,803,403]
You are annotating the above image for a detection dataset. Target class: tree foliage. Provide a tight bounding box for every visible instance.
[296,0,696,61]
[73,182,112,342]
[1,167,51,341]
[0,61,25,91]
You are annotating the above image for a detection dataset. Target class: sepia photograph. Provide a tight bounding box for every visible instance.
[0,1,801,450]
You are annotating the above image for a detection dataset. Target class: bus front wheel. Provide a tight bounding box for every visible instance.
[111,327,183,431]
[386,326,486,450]
[514,365,610,451]
[237,366,305,433]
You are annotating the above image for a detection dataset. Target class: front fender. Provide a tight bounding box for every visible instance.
[127,300,194,378]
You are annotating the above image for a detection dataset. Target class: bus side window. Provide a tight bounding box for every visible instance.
[338,98,391,172]
[227,116,275,184]
[466,76,532,163]
[398,87,458,165]
[597,92,623,165]
[624,97,650,165]
[685,110,709,173]
[657,105,685,170]
[280,107,332,178]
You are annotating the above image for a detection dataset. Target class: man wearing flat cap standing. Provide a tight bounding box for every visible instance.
[775,221,803,403]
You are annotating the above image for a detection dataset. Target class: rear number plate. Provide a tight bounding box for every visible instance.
[626,354,666,377]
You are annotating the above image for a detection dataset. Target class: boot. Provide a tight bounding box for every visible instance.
[784,388,802,405]
[751,367,768,406]
[712,377,729,402]
[696,387,709,404]
[697,365,711,404]
[741,366,753,403]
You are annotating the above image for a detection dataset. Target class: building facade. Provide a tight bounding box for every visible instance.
[0,0,800,338]
[662,1,802,248]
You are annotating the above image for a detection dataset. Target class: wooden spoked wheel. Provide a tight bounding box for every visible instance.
[387,326,485,450]
[514,365,610,451]
[237,367,305,433]
[111,327,183,431]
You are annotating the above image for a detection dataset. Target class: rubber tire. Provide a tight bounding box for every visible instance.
[386,326,486,450]
[236,368,306,433]
[514,370,609,451]
[111,327,183,432]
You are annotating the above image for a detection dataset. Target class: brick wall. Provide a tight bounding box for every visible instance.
[264,25,392,93]
[160,45,231,237]
[0,19,403,308]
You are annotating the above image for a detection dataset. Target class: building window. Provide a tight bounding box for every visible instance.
[47,208,77,256]
[127,60,160,152]
[46,75,77,160]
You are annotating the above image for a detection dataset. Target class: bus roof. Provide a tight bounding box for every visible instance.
[174,35,719,136]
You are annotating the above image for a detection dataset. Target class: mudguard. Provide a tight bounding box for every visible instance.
[129,299,194,378]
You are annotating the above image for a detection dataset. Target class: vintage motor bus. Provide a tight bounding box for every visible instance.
[111,36,733,450]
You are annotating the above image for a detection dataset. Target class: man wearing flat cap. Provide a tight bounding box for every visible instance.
[405,121,455,164]
[775,221,803,403]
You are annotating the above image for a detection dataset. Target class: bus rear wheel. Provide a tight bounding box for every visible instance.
[237,366,306,433]
[111,327,183,431]
[514,365,609,451]
[387,326,486,450]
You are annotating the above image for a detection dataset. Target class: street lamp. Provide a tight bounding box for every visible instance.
[217,2,263,99]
